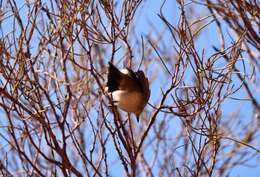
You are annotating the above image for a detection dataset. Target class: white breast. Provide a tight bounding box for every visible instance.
[120,69,130,74]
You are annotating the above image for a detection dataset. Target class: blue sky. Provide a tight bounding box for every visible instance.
[0,0,259,176]
[132,1,260,176]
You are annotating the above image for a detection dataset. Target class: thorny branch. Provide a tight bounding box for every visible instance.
[0,0,259,176]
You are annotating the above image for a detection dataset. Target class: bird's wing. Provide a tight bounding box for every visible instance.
[107,62,148,95]
[123,68,144,91]
[107,62,140,92]
[107,62,122,92]
[136,71,150,102]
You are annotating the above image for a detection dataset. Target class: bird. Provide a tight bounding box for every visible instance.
[106,62,150,122]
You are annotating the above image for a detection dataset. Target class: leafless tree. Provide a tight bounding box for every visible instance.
[0,0,259,176]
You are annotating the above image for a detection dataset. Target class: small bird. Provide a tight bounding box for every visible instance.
[106,62,150,122]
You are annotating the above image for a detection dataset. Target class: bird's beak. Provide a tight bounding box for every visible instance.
[135,114,140,122]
